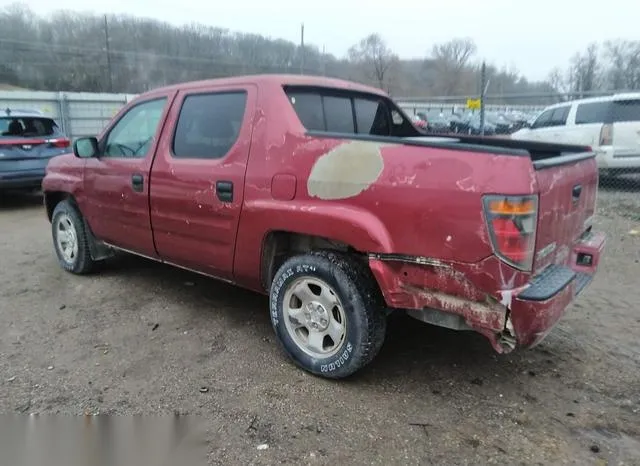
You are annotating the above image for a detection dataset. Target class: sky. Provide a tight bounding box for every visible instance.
[3,0,639,82]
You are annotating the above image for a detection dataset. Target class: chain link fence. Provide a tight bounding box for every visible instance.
[396,92,640,199]
[0,87,638,235]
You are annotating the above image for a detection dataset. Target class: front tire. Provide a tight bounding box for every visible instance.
[269,250,386,379]
[51,200,95,274]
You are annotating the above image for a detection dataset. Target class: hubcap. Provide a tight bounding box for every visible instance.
[283,277,346,358]
[55,214,79,263]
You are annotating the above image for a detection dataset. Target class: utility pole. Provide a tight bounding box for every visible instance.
[480,61,486,136]
[322,44,326,76]
[300,23,305,75]
[103,14,113,93]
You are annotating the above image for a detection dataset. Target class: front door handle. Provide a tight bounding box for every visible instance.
[216,180,233,202]
[132,173,144,192]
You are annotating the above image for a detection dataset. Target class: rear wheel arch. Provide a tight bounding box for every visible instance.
[260,231,366,292]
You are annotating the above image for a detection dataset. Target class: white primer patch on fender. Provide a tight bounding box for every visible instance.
[307,140,392,200]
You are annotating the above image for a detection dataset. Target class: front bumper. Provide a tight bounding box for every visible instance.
[369,231,606,352]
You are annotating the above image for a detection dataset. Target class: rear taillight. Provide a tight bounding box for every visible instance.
[46,138,70,149]
[483,195,538,271]
[599,124,613,146]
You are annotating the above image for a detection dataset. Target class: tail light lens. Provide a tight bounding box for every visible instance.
[599,124,613,146]
[483,195,538,271]
[46,138,70,149]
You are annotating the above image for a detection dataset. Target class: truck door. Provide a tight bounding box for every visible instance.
[83,94,174,258]
[149,84,256,280]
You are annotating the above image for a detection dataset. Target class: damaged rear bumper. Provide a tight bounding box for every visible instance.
[368,231,605,353]
[509,230,605,348]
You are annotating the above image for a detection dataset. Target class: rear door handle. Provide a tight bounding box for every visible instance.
[132,173,144,192]
[216,180,233,202]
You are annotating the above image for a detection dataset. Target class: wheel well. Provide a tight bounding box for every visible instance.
[261,231,362,291]
[44,191,74,221]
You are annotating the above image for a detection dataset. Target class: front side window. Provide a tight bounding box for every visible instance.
[172,91,247,159]
[104,98,167,158]
[549,106,570,126]
[531,109,553,129]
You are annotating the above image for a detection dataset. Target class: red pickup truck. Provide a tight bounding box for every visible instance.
[42,75,605,379]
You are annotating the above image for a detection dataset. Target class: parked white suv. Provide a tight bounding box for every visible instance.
[511,93,640,175]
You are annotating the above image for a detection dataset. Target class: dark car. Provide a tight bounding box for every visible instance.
[463,114,496,135]
[418,111,451,133]
[485,112,514,135]
[0,108,70,192]
[443,112,469,133]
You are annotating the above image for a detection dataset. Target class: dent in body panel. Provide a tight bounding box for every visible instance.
[401,284,507,331]
[307,140,392,200]
[369,258,509,332]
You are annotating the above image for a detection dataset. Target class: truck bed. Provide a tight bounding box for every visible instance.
[306,130,595,167]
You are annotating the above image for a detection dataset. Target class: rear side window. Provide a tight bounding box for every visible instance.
[323,96,354,133]
[612,100,640,122]
[575,102,611,124]
[287,92,324,131]
[285,87,407,137]
[172,91,247,159]
[355,98,391,135]
[0,117,60,137]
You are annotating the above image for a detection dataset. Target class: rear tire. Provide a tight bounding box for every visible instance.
[269,250,386,379]
[51,200,95,274]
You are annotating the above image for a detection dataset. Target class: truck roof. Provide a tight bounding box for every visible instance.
[145,74,387,98]
[542,92,640,111]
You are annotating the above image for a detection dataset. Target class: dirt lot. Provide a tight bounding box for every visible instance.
[1,186,639,465]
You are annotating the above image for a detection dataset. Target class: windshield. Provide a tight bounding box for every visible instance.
[0,117,61,138]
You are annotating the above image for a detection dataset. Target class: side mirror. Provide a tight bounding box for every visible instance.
[73,137,99,158]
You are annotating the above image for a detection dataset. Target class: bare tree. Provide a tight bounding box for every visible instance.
[347,33,398,90]
[604,40,640,90]
[432,38,477,68]
[567,43,601,97]
[0,2,588,99]
[547,67,570,100]
[428,38,477,96]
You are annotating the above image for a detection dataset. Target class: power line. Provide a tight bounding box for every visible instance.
[0,37,311,68]
[0,60,324,75]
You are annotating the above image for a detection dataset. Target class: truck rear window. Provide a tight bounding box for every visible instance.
[284,86,415,137]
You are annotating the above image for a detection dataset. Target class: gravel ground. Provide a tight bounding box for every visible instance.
[1,186,639,466]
